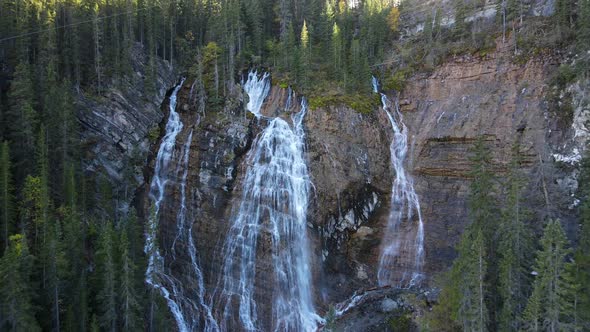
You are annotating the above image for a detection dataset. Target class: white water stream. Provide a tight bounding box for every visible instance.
[372,76,425,288]
[213,71,321,331]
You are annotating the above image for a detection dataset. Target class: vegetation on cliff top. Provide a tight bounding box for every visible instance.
[1,0,590,330]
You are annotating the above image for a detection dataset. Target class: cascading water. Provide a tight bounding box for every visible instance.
[372,76,425,288]
[243,70,271,117]
[145,78,215,331]
[213,71,321,331]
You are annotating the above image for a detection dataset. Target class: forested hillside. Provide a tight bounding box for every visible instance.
[1,0,590,331]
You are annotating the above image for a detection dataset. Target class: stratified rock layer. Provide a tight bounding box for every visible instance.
[139,44,583,330]
[77,43,177,213]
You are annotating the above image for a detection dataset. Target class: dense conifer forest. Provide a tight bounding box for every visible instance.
[1,0,590,330]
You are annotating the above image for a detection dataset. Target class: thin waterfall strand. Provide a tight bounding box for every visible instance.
[373,76,425,288]
[145,78,191,331]
[145,79,215,331]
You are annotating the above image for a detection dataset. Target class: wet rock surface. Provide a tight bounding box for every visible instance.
[137,44,585,330]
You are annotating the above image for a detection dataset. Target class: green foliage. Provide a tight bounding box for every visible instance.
[552,64,577,88]
[497,141,533,331]
[5,62,37,180]
[578,0,590,52]
[458,228,489,331]
[323,306,337,331]
[522,219,570,331]
[96,220,117,331]
[570,151,590,330]
[148,126,161,143]
[383,68,413,92]
[425,272,462,331]
[0,234,40,332]
[453,0,468,40]
[202,42,222,110]
[468,136,495,238]
[118,228,141,331]
[387,311,413,331]
[431,135,497,331]
[0,142,14,251]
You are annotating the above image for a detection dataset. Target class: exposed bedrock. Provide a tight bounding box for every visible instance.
[138,44,585,330]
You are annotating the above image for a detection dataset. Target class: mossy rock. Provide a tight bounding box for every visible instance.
[308,94,379,114]
[148,126,161,143]
[387,312,414,332]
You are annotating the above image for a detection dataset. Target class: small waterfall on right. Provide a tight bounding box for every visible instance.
[372,76,425,288]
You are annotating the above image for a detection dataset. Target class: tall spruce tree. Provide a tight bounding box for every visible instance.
[5,62,37,181]
[458,228,488,332]
[43,216,67,332]
[566,150,590,330]
[522,219,570,332]
[96,220,117,331]
[118,225,141,331]
[0,142,14,251]
[578,0,590,53]
[497,141,533,331]
[0,234,40,332]
[442,135,496,330]
[62,205,89,332]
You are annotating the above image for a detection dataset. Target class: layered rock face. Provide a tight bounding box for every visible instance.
[140,42,584,329]
[399,44,579,276]
[140,78,396,328]
[399,0,555,36]
[77,43,176,214]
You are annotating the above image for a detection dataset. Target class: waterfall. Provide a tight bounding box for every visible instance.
[243,70,270,117]
[145,78,215,331]
[213,71,321,331]
[373,76,425,288]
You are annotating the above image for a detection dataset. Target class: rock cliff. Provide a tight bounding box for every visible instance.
[76,43,177,214]
[134,39,586,330]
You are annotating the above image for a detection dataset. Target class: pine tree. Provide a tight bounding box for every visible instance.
[118,225,141,331]
[96,220,117,331]
[439,135,500,330]
[578,0,590,65]
[522,281,542,331]
[330,22,343,80]
[0,141,15,251]
[21,176,44,249]
[469,136,495,237]
[0,234,41,331]
[43,216,67,332]
[93,0,104,94]
[566,150,590,330]
[5,62,37,181]
[497,141,533,331]
[555,0,574,36]
[62,206,89,332]
[522,219,570,332]
[559,259,583,331]
[455,227,488,332]
[439,135,496,331]
[299,20,311,90]
[423,13,433,48]
[454,0,468,40]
